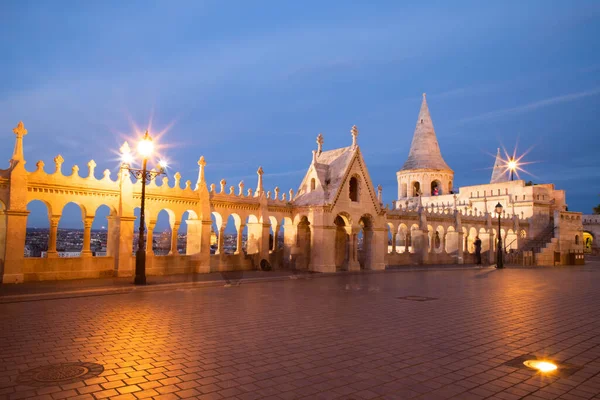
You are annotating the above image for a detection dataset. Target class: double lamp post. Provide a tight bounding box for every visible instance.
[121,131,167,285]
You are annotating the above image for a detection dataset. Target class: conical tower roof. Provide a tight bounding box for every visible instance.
[490,148,508,184]
[400,94,452,172]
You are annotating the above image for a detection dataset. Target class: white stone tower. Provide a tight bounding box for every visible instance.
[396,94,454,201]
[490,148,509,184]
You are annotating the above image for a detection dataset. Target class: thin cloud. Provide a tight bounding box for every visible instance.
[458,87,600,124]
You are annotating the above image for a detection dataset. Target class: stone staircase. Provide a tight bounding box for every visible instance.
[506,224,556,266]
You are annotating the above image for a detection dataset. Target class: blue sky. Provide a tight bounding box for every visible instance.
[1,0,599,229]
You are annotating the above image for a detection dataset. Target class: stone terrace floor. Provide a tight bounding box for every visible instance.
[1,259,600,400]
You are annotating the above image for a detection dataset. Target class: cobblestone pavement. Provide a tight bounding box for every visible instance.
[1,262,600,400]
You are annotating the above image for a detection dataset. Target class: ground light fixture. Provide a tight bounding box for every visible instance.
[523,359,558,373]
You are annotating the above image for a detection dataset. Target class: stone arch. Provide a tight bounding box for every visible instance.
[244,214,261,255]
[431,180,442,196]
[295,216,311,269]
[575,235,579,245]
[427,224,434,253]
[583,231,594,253]
[153,209,175,255]
[410,224,419,253]
[268,215,279,252]
[434,226,444,253]
[91,204,117,256]
[210,211,224,254]
[57,202,87,255]
[310,178,316,192]
[397,223,408,253]
[506,229,517,251]
[334,214,350,270]
[349,175,360,202]
[358,214,374,269]
[386,222,394,254]
[467,227,477,254]
[25,200,52,257]
[181,209,201,255]
[222,213,241,254]
[411,181,420,197]
[401,182,408,198]
[445,226,456,254]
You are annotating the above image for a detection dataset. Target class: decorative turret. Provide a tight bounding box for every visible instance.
[490,148,508,184]
[396,94,454,199]
[400,94,451,172]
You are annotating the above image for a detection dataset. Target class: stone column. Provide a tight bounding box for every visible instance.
[347,225,361,271]
[0,210,6,278]
[260,223,271,259]
[47,215,60,258]
[146,220,156,257]
[273,226,280,251]
[169,222,180,255]
[185,219,201,255]
[309,225,336,273]
[1,210,29,283]
[456,230,464,264]
[216,226,225,255]
[235,223,244,255]
[105,216,118,257]
[283,223,295,268]
[370,227,387,270]
[391,232,397,254]
[116,215,136,277]
[81,216,94,257]
[246,223,261,255]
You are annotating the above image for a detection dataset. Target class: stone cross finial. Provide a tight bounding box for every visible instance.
[11,121,28,165]
[351,125,359,148]
[238,181,245,196]
[174,172,181,188]
[220,179,227,194]
[377,185,382,203]
[197,156,206,186]
[87,160,96,178]
[267,190,271,199]
[255,166,264,197]
[282,193,286,201]
[316,133,324,154]
[36,160,45,172]
[120,141,131,155]
[71,165,80,177]
[247,188,253,197]
[274,187,280,200]
[210,183,216,193]
[229,186,235,195]
[54,155,64,174]
[289,188,294,200]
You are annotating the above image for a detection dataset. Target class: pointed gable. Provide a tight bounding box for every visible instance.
[400,93,452,172]
[294,145,381,212]
[490,148,509,184]
[294,146,355,206]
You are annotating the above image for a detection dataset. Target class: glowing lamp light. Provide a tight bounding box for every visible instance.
[121,152,134,165]
[523,360,558,373]
[495,202,503,215]
[508,159,518,171]
[137,132,154,158]
[158,159,168,169]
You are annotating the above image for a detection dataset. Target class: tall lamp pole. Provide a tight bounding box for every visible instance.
[495,202,504,269]
[508,159,517,181]
[121,131,167,285]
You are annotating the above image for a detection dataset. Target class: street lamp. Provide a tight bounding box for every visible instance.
[495,202,504,269]
[121,130,168,285]
[508,158,517,181]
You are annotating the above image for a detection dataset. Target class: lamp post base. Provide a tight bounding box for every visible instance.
[134,250,147,285]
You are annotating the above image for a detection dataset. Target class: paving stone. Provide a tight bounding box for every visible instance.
[1,265,600,400]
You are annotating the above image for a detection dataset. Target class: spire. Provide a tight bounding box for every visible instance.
[400,94,451,171]
[490,148,508,184]
[351,125,358,148]
[11,121,28,167]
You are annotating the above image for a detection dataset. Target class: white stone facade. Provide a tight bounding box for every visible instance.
[0,99,585,283]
